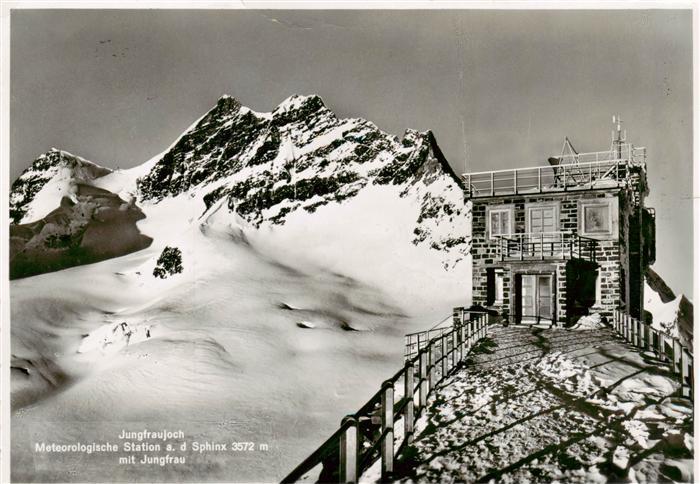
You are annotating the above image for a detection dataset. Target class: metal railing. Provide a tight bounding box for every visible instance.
[282,308,490,483]
[403,310,487,360]
[612,309,693,400]
[495,231,598,262]
[462,146,646,198]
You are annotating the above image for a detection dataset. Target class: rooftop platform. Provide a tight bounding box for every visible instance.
[462,144,646,198]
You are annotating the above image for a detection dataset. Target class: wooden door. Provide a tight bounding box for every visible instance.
[519,274,553,322]
[521,275,535,319]
[537,275,553,320]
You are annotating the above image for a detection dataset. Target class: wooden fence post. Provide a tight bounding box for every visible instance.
[419,351,428,412]
[339,415,359,483]
[646,324,654,352]
[381,381,394,479]
[404,361,414,444]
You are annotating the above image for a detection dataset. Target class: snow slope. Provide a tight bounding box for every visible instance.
[10,94,472,482]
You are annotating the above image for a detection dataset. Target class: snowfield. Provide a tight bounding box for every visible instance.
[384,325,693,483]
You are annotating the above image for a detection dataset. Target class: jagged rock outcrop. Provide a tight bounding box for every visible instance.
[644,267,693,351]
[10,182,152,279]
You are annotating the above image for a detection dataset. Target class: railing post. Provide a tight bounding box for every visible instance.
[679,349,688,398]
[657,331,665,360]
[340,415,359,484]
[687,354,694,401]
[538,167,542,192]
[381,381,394,479]
[513,170,517,193]
[520,237,524,261]
[672,340,681,374]
[638,321,645,348]
[419,351,428,411]
[428,341,435,391]
[540,232,544,260]
[621,313,625,339]
[646,323,653,352]
[452,328,457,369]
[490,171,494,196]
[441,334,448,380]
[404,361,414,444]
[569,237,573,259]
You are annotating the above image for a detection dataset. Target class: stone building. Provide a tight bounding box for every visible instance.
[463,121,656,325]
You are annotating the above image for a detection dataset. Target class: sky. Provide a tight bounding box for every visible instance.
[10,9,693,295]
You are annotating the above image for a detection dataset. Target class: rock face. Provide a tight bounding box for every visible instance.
[10,183,152,279]
[136,95,467,248]
[10,93,470,278]
[644,267,693,351]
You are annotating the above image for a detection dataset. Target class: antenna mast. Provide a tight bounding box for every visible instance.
[611,115,626,159]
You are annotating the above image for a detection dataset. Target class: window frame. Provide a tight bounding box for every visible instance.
[485,204,515,240]
[524,201,560,234]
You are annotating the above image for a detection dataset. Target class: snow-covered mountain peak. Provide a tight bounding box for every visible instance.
[10,94,471,281]
[10,149,112,224]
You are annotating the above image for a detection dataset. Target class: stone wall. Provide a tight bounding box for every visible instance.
[470,189,629,324]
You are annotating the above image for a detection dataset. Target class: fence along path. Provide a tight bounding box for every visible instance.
[612,309,694,400]
[281,308,489,483]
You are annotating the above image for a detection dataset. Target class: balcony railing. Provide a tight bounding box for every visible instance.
[496,232,598,262]
[462,145,646,198]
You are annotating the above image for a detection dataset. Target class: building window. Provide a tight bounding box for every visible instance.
[525,202,559,234]
[488,208,513,238]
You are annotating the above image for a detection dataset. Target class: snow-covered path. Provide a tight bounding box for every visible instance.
[392,325,694,483]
